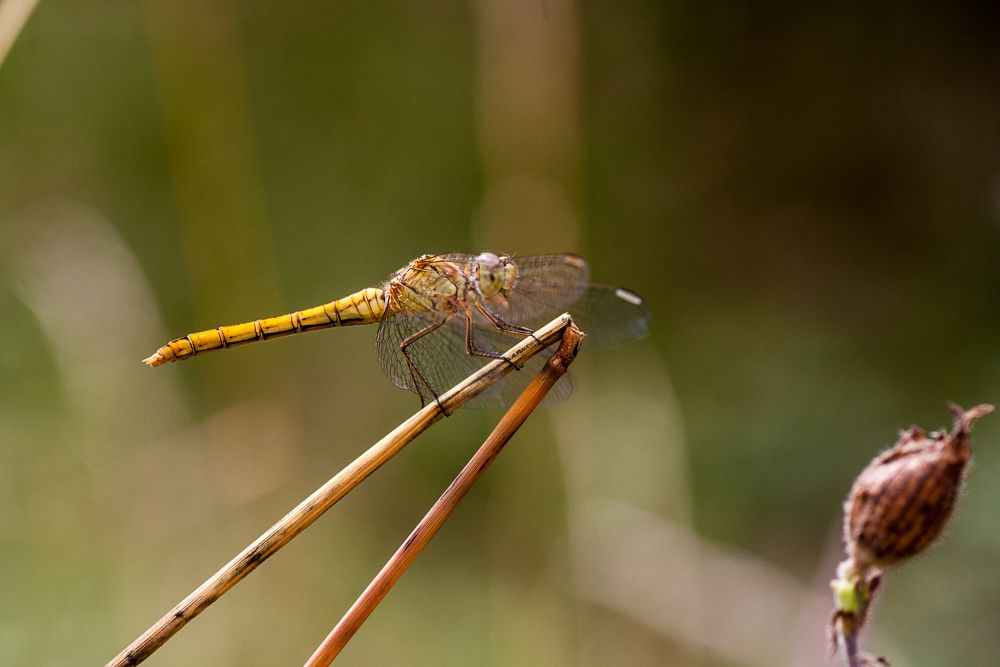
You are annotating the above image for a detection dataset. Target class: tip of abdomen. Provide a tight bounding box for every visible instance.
[142,347,172,367]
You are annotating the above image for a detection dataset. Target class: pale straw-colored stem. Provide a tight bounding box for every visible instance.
[106,313,574,667]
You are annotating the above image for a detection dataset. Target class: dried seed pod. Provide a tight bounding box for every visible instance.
[844,403,993,570]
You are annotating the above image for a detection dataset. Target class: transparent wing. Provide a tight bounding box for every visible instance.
[484,253,591,326]
[375,303,574,408]
[567,285,651,349]
[375,308,478,406]
[483,276,649,350]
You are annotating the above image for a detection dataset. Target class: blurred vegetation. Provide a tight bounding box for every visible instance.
[2,2,999,666]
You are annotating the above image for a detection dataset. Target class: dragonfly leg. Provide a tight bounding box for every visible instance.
[399,317,448,411]
[475,303,542,345]
[464,310,520,370]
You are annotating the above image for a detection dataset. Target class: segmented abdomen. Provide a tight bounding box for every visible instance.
[143,287,386,366]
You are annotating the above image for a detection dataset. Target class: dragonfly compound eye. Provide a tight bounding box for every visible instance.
[475,252,506,298]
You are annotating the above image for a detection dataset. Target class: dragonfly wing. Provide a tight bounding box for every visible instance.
[477,256,650,346]
[458,306,576,407]
[375,305,574,408]
[376,309,473,406]
[488,253,592,327]
[567,285,651,348]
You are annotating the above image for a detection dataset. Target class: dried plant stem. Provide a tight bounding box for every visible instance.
[106,314,573,667]
[303,323,584,666]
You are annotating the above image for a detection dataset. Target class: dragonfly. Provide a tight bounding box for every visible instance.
[143,252,650,407]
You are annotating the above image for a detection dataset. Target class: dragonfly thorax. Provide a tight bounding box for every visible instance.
[472,252,516,303]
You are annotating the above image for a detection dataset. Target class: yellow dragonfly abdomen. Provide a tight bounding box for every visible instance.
[143,287,387,367]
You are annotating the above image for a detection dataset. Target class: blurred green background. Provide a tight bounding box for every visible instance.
[3,2,1000,665]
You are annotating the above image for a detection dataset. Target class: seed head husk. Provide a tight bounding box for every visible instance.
[844,403,993,570]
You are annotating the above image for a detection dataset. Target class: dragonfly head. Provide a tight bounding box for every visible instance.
[473,252,517,303]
